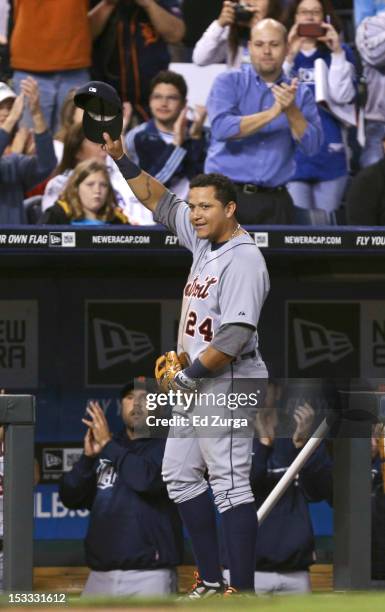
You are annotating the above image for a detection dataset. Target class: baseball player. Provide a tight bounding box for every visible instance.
[103,132,269,596]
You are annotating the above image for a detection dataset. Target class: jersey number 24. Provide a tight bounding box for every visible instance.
[185,311,213,342]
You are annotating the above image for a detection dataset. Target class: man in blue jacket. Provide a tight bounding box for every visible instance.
[59,380,183,596]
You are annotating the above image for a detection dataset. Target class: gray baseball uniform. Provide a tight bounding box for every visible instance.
[154,190,269,512]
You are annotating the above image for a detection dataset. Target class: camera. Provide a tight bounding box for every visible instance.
[297,23,326,38]
[234,4,254,25]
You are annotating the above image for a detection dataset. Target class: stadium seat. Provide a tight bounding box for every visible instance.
[292,206,331,225]
[330,206,347,226]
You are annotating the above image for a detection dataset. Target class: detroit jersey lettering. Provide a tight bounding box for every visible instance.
[156,191,270,366]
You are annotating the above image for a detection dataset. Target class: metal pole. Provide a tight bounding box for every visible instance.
[333,435,372,590]
[0,395,35,592]
[332,389,379,590]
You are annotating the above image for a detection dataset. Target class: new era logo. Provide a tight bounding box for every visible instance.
[94,318,154,370]
[294,318,353,369]
[49,232,76,248]
[86,301,161,386]
[43,450,63,471]
[253,232,269,248]
[49,233,61,245]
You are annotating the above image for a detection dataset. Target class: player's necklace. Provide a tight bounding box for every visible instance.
[230,223,242,240]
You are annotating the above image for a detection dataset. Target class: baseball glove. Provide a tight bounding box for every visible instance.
[155,351,192,392]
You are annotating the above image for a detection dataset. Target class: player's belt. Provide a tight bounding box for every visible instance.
[234,182,286,194]
[232,350,256,363]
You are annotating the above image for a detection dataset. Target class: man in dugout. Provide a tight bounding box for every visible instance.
[59,379,183,597]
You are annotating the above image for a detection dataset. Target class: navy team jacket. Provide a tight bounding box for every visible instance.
[59,432,183,571]
[251,438,332,572]
[125,119,208,187]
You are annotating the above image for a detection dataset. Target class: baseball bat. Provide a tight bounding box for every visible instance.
[257,418,330,525]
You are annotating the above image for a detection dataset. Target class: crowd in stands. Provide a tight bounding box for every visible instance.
[1,0,385,226]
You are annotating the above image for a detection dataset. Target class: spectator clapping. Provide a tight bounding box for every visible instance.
[0,76,55,224]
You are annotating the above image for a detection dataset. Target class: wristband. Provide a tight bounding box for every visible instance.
[174,370,198,392]
[114,154,141,179]
[184,358,211,380]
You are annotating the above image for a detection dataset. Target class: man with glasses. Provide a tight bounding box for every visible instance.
[125,70,208,200]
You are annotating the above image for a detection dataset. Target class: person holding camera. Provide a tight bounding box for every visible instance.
[284,0,356,214]
[193,0,283,68]
[181,0,223,58]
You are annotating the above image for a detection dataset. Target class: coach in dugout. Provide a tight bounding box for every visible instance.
[205,18,322,225]
[59,379,183,597]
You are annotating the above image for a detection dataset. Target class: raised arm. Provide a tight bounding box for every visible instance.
[59,428,98,510]
[328,45,356,105]
[136,0,185,44]
[82,401,165,493]
[88,0,118,40]
[273,81,322,156]
[0,91,25,150]
[1,78,56,187]
[59,454,97,510]
[192,5,231,67]
[237,106,282,138]
[103,131,167,213]
[207,72,283,140]
[272,79,307,141]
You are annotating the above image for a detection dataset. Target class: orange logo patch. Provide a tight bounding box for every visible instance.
[140,22,159,46]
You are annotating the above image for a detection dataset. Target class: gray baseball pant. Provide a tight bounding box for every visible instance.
[82,568,177,596]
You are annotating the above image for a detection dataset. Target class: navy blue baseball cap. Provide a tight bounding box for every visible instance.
[120,377,156,400]
[74,81,123,144]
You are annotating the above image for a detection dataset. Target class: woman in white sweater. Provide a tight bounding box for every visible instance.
[192,0,283,68]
